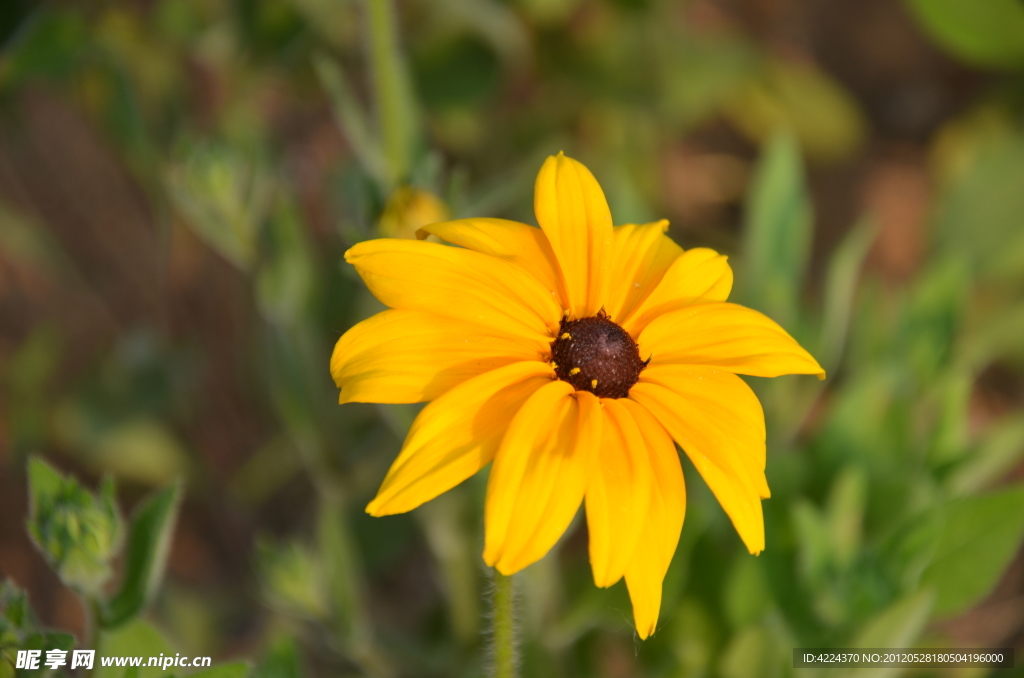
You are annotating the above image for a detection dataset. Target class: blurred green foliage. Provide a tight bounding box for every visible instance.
[27,458,123,597]
[1,0,1024,677]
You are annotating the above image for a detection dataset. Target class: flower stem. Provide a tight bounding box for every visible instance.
[363,0,417,188]
[84,596,101,678]
[491,571,516,678]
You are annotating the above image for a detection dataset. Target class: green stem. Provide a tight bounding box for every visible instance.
[84,596,101,678]
[491,571,516,678]
[364,0,417,188]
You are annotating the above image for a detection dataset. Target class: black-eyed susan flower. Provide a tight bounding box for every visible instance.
[331,153,824,639]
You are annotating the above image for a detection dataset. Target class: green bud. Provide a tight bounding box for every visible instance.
[257,539,329,620]
[26,458,123,595]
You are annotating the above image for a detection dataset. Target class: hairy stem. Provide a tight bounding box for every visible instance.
[491,571,516,678]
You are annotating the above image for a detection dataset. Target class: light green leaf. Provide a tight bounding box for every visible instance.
[838,590,934,678]
[934,134,1024,279]
[88,420,190,487]
[26,458,64,505]
[662,36,759,131]
[101,483,182,628]
[416,490,479,643]
[727,59,866,162]
[791,499,830,585]
[312,54,387,189]
[256,539,328,620]
[904,0,1024,69]
[26,458,123,595]
[921,485,1024,616]
[718,626,770,678]
[96,619,173,678]
[164,142,272,271]
[818,217,877,372]
[826,466,867,569]
[365,0,421,188]
[947,417,1024,495]
[670,599,717,677]
[741,131,813,327]
[960,302,1024,370]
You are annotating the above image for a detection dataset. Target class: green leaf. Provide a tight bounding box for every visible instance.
[960,302,1024,370]
[26,458,123,595]
[904,0,1024,69]
[96,620,172,678]
[317,493,371,643]
[251,637,302,678]
[934,134,1024,279]
[88,420,190,487]
[792,499,831,586]
[255,201,315,328]
[365,0,421,188]
[718,626,770,678]
[312,53,388,190]
[921,485,1024,616]
[101,483,182,628]
[26,458,64,505]
[837,590,934,678]
[17,632,76,678]
[826,466,867,569]
[722,557,770,629]
[741,131,813,327]
[256,538,328,620]
[415,490,479,643]
[0,580,29,631]
[727,59,866,162]
[852,590,934,646]
[164,142,272,272]
[947,417,1024,495]
[818,217,877,372]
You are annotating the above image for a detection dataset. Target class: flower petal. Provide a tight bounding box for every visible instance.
[484,381,596,574]
[346,238,562,344]
[586,398,653,588]
[638,302,825,379]
[629,366,767,554]
[534,153,614,317]
[367,361,555,516]
[640,363,768,497]
[621,247,733,336]
[418,218,568,307]
[619,398,686,640]
[331,310,546,404]
[604,220,683,323]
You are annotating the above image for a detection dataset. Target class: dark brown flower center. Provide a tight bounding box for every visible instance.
[550,311,648,399]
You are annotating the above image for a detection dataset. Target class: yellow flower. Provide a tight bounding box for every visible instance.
[330,153,824,639]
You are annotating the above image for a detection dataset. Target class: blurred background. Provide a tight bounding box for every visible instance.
[2,0,1024,676]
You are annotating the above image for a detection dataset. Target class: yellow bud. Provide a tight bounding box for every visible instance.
[377,187,449,239]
